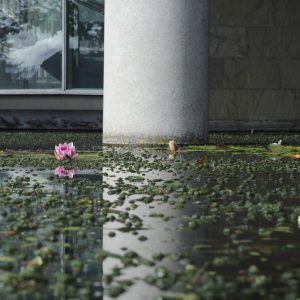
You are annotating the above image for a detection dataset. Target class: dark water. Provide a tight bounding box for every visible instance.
[0,151,300,300]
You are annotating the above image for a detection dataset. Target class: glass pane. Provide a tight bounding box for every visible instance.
[0,0,62,89]
[67,0,104,89]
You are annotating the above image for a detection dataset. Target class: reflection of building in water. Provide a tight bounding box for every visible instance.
[0,167,103,299]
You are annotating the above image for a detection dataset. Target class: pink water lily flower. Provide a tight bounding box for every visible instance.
[54,142,78,160]
[55,166,76,178]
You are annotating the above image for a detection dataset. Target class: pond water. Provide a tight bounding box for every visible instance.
[0,147,300,300]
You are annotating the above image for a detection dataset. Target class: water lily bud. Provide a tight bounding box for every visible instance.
[168,140,178,153]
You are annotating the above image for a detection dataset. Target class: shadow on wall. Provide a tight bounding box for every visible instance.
[0,110,102,130]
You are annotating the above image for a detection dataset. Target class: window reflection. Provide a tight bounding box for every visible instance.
[67,0,104,89]
[0,0,62,89]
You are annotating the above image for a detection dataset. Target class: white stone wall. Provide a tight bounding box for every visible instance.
[209,0,300,131]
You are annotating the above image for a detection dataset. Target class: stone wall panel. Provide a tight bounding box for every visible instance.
[209,89,298,120]
[248,28,300,58]
[223,59,281,89]
[209,58,224,89]
[210,0,274,27]
[209,0,300,131]
[210,26,247,57]
[272,0,300,27]
[280,59,300,89]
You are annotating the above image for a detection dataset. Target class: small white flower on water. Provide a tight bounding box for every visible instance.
[271,140,282,146]
[267,139,283,153]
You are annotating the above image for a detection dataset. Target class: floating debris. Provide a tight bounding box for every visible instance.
[267,139,283,153]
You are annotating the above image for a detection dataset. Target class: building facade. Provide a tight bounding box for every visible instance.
[0,0,103,129]
[0,0,300,132]
[209,0,300,131]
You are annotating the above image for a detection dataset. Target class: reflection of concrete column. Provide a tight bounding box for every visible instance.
[103,0,209,145]
[102,167,207,300]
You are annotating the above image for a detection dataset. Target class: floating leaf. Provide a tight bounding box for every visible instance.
[196,155,209,165]
[164,291,199,300]
[27,256,43,269]
[0,230,17,237]
[125,176,144,182]
[272,226,293,234]
[0,256,16,263]
[62,226,81,231]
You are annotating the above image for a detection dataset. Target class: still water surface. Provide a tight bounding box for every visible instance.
[0,150,300,300]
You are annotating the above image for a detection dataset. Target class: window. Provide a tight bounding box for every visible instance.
[67,0,104,89]
[0,0,104,93]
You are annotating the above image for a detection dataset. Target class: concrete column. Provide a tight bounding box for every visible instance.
[103,0,209,145]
